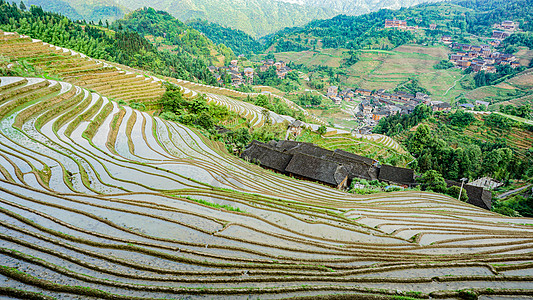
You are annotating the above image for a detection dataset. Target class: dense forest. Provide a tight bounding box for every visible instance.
[374,105,533,183]
[187,19,264,56]
[0,1,218,84]
[454,0,533,33]
[112,8,234,65]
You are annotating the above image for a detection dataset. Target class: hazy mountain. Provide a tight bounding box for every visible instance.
[274,0,446,15]
[13,0,125,22]
[15,0,443,37]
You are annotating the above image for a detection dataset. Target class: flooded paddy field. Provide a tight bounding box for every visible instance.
[0,53,532,298]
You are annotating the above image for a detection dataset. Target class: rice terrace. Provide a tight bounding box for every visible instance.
[1,20,533,300]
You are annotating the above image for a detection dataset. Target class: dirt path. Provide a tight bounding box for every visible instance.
[444,74,466,96]
[497,184,533,199]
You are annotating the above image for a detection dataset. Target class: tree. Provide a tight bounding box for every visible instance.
[408,124,433,156]
[447,185,468,202]
[418,170,447,193]
[448,110,476,127]
[19,1,26,10]
[317,125,327,135]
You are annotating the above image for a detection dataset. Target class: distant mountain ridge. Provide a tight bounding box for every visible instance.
[274,0,445,15]
[13,0,443,37]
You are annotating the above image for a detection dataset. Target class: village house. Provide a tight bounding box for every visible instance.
[384,19,407,29]
[229,64,239,72]
[459,103,475,110]
[243,67,254,84]
[356,88,372,96]
[492,30,511,40]
[432,101,452,112]
[372,109,390,121]
[429,23,437,30]
[327,86,339,97]
[241,140,387,189]
[441,35,452,44]
[475,100,490,108]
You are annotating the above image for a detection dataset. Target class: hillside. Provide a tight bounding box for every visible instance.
[112,8,235,66]
[11,0,125,22]
[187,19,264,56]
[0,2,223,85]
[276,0,443,15]
[1,3,533,298]
[10,0,450,37]
[1,72,533,298]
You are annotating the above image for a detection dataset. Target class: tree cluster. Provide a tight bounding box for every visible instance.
[0,1,218,85]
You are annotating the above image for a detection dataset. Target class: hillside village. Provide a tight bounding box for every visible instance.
[208,58,292,87]
[325,86,454,132]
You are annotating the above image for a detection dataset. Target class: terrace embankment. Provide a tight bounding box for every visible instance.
[0,75,532,298]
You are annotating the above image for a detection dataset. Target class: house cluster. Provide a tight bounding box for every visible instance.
[241,140,415,189]
[259,59,292,79]
[208,59,254,87]
[360,89,451,121]
[494,20,518,32]
[448,42,520,72]
[327,86,450,122]
[384,19,417,30]
[241,140,493,210]
[458,100,490,110]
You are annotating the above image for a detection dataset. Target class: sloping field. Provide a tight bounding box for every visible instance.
[0,31,165,108]
[0,76,532,299]
[0,31,330,131]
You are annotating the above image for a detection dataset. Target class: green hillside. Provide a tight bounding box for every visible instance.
[1,1,533,297]
[0,1,223,84]
[12,0,125,22]
[187,19,264,56]
[112,8,235,66]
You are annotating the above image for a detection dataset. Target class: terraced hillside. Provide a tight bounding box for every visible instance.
[0,76,533,299]
[0,30,323,130]
[296,132,415,167]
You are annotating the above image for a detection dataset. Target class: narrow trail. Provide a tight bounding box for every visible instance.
[497,184,533,199]
[444,74,466,96]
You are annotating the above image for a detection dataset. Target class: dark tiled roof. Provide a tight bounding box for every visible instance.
[241,141,292,173]
[285,153,348,186]
[378,165,415,184]
[333,149,374,165]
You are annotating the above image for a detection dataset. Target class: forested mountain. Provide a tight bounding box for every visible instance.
[10,0,449,37]
[275,0,442,15]
[12,0,125,22]
[0,1,218,84]
[265,0,533,52]
[112,8,235,65]
[188,19,264,56]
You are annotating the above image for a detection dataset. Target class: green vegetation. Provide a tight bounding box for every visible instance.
[246,94,307,121]
[417,170,468,201]
[349,178,405,195]
[377,105,533,182]
[493,194,533,217]
[112,8,234,65]
[434,60,454,70]
[266,10,417,52]
[159,84,239,131]
[499,104,532,120]
[254,67,301,92]
[0,1,218,84]
[185,196,247,213]
[188,19,264,56]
